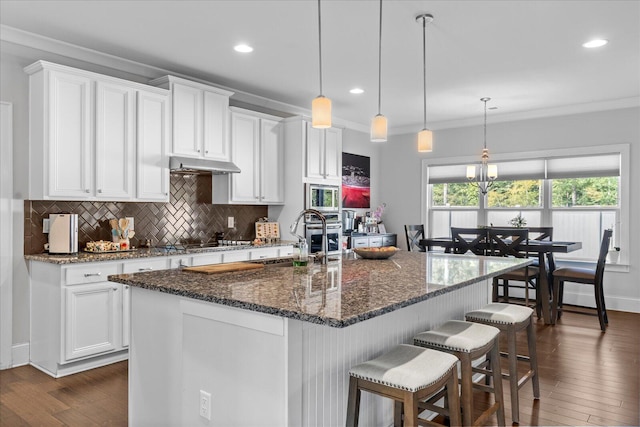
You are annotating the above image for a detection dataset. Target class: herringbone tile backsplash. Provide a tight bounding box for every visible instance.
[24,174,268,254]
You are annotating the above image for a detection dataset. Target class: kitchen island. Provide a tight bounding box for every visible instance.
[109,251,531,427]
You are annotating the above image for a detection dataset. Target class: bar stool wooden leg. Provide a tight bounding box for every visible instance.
[507,325,520,423]
[490,339,506,427]
[459,353,474,426]
[346,376,360,427]
[527,319,541,399]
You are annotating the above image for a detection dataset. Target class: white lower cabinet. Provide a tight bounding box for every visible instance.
[350,234,397,249]
[64,282,120,361]
[30,261,129,377]
[29,246,293,377]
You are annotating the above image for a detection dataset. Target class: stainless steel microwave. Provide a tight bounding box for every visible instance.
[306,184,340,212]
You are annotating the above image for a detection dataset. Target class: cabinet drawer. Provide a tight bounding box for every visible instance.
[368,237,383,247]
[250,248,279,260]
[191,253,223,267]
[65,263,120,285]
[122,258,168,274]
[278,245,295,257]
[382,236,397,247]
[352,238,369,248]
[222,250,250,263]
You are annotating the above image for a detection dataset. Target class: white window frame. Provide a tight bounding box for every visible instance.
[422,144,630,267]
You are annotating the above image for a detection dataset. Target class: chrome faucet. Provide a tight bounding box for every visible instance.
[290,208,328,265]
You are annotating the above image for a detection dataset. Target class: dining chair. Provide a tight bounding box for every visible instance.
[488,228,540,309]
[512,226,554,316]
[552,229,613,331]
[451,227,488,255]
[404,224,426,252]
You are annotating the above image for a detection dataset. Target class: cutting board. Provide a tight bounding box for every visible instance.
[183,262,264,275]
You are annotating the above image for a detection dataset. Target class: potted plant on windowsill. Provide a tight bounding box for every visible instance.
[508,214,527,228]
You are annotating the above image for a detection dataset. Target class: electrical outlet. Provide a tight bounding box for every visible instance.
[43,218,50,233]
[199,390,211,420]
[227,216,235,228]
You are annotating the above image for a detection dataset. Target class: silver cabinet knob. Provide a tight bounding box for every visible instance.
[97,189,103,193]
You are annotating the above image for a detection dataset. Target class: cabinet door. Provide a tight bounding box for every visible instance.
[382,235,397,247]
[230,112,259,202]
[172,83,202,156]
[122,284,130,348]
[136,90,169,201]
[260,119,283,203]
[95,82,135,199]
[64,282,120,361]
[47,71,93,198]
[323,127,342,182]
[202,90,229,161]
[305,123,324,180]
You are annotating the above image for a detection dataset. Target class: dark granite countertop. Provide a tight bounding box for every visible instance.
[25,241,295,265]
[108,251,532,328]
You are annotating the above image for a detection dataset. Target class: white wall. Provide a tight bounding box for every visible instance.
[1,52,31,356]
[380,107,640,312]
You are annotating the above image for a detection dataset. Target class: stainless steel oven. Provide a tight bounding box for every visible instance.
[305,222,342,255]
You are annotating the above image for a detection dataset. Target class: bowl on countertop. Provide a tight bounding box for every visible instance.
[353,247,399,259]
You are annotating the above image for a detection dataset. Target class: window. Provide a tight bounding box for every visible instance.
[551,177,618,207]
[425,150,625,263]
[487,180,541,208]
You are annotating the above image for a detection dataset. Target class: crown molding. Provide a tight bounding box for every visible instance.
[391,97,640,135]
[1,24,369,133]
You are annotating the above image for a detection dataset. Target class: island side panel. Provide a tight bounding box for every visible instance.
[129,287,184,426]
[295,278,491,427]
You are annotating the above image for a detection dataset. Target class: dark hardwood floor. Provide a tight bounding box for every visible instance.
[1,309,638,426]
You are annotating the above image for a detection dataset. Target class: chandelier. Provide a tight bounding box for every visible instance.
[466,97,498,194]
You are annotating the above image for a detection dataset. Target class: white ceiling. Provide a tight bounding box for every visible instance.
[1,0,639,133]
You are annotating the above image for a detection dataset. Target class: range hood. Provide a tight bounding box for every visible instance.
[169,156,241,175]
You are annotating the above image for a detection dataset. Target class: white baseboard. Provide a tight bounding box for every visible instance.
[12,342,29,367]
[563,290,640,313]
[0,342,30,369]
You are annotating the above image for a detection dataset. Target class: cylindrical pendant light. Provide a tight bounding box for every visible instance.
[312,0,332,129]
[416,13,434,152]
[371,0,387,142]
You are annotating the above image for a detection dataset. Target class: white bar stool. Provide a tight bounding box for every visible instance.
[465,303,540,424]
[413,320,506,427]
[346,344,461,427]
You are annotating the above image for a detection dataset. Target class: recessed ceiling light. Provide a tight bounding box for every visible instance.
[234,44,253,53]
[582,39,608,48]
[350,88,364,94]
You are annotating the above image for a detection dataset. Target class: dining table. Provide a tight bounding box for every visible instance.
[420,237,582,324]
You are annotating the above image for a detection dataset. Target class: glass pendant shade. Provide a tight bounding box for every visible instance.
[418,129,433,152]
[487,164,498,179]
[466,165,476,179]
[371,114,388,142]
[312,95,332,128]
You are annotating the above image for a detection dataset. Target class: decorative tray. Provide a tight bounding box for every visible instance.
[84,248,136,254]
[353,247,399,259]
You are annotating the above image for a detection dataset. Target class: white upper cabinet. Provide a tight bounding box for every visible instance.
[213,108,283,205]
[43,70,93,198]
[25,61,170,202]
[136,90,169,201]
[305,122,343,184]
[95,82,135,199]
[150,76,233,161]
